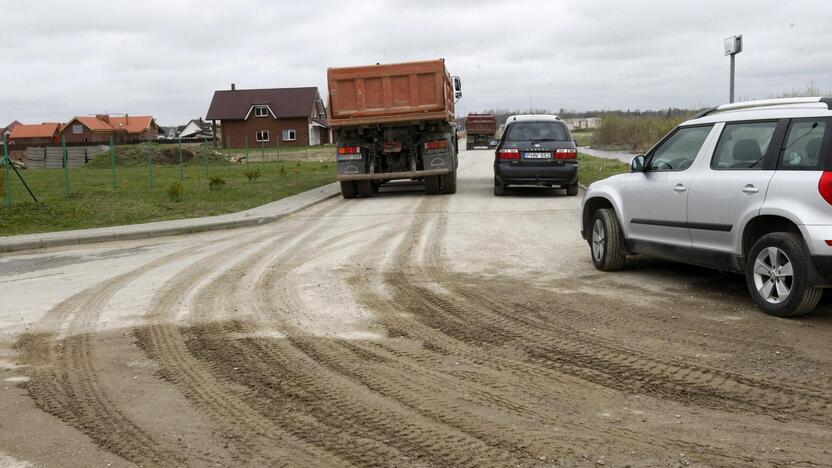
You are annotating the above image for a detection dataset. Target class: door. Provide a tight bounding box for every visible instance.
[620,125,716,248]
[687,120,784,253]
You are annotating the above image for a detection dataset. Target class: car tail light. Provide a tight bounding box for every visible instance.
[425,140,448,151]
[555,148,577,159]
[498,148,520,160]
[819,171,832,205]
[337,146,360,155]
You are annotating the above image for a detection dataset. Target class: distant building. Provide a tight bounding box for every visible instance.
[61,114,158,144]
[9,123,61,147]
[565,117,602,131]
[206,84,330,148]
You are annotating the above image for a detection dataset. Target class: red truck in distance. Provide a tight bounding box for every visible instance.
[327,59,462,198]
[465,113,498,150]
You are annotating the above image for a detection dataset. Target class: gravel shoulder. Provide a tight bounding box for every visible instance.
[2,149,832,466]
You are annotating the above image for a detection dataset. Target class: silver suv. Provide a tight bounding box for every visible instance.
[581,97,832,317]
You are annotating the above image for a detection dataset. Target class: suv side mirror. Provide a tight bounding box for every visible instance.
[453,76,462,100]
[630,155,646,172]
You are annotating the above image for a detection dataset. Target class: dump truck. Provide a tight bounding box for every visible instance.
[465,114,497,150]
[327,59,462,198]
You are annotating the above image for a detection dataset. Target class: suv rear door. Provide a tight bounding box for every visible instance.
[620,125,716,248]
[687,120,786,254]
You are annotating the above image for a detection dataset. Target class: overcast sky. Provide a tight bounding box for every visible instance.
[2,0,831,125]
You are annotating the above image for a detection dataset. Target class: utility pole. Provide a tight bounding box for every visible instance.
[724,35,743,103]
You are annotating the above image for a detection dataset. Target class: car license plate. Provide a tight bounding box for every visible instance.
[523,152,551,159]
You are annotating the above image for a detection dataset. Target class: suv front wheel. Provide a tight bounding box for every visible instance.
[590,208,626,271]
[746,232,822,317]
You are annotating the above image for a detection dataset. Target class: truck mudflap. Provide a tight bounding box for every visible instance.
[337,168,450,182]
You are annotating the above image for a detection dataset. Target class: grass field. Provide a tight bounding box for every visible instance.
[572,132,594,147]
[578,153,629,187]
[0,159,336,236]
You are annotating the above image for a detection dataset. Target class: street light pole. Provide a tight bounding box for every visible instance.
[724,34,743,103]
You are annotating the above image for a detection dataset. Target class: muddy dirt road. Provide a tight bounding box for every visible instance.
[2,150,832,467]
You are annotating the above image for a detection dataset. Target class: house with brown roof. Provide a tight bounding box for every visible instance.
[61,114,158,144]
[206,85,330,148]
[9,123,60,147]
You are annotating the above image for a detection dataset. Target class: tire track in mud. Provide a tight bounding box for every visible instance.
[418,213,832,425]
[180,200,522,467]
[399,205,832,463]
[134,201,351,466]
[14,237,243,467]
[343,197,781,465]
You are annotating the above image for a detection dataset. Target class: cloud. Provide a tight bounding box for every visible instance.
[1,0,831,125]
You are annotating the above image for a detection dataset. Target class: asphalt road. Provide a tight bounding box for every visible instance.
[2,149,832,467]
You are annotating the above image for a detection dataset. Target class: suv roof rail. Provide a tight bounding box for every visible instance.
[695,97,832,118]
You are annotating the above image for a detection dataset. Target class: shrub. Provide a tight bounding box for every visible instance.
[167,180,184,202]
[593,114,688,153]
[208,175,226,191]
[244,168,262,182]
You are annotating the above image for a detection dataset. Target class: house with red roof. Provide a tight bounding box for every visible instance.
[9,123,61,147]
[206,85,330,148]
[2,120,21,141]
[61,114,158,144]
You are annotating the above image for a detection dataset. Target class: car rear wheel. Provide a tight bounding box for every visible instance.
[340,181,358,199]
[493,176,506,196]
[590,208,626,271]
[566,183,579,196]
[746,232,822,317]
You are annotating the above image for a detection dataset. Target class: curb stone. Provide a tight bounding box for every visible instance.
[0,182,341,254]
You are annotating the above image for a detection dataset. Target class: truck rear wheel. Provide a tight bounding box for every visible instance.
[425,176,441,194]
[340,181,358,199]
[356,181,374,197]
[440,172,457,194]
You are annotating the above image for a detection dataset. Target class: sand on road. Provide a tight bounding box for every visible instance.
[2,149,832,467]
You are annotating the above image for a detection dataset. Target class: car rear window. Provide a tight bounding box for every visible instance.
[778,118,828,170]
[506,122,569,141]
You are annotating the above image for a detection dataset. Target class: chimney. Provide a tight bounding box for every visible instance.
[231,83,236,91]
[125,113,129,124]
[96,114,109,123]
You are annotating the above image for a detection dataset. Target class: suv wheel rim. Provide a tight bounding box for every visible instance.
[753,247,794,304]
[591,219,605,262]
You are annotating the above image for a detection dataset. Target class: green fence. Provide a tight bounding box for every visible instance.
[0,137,337,236]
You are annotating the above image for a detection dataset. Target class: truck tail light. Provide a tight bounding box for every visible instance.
[555,148,577,159]
[337,146,360,155]
[819,172,832,205]
[425,140,448,151]
[498,148,520,160]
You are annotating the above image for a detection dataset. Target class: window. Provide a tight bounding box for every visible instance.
[711,121,778,170]
[779,118,828,169]
[254,106,269,118]
[506,122,569,141]
[647,125,713,171]
[72,124,83,134]
[282,129,296,141]
[256,130,269,142]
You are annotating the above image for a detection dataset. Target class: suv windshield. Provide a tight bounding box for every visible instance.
[507,122,569,141]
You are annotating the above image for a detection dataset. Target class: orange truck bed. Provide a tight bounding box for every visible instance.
[327,59,455,128]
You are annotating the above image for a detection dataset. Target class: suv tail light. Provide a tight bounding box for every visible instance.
[338,146,360,155]
[498,148,520,160]
[819,171,832,205]
[555,148,577,160]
